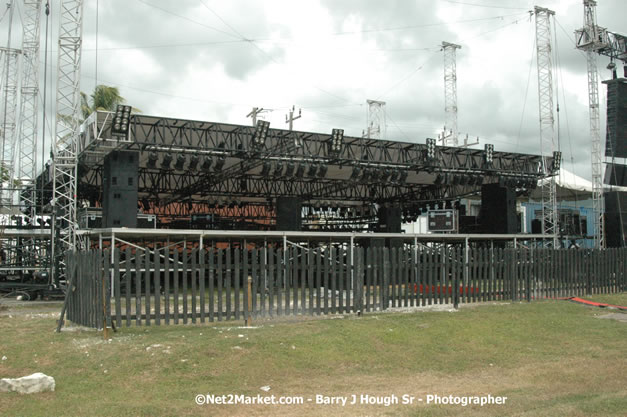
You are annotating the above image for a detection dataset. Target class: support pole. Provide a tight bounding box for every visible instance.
[245,276,253,326]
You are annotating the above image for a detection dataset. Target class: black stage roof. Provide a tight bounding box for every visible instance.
[37,111,548,224]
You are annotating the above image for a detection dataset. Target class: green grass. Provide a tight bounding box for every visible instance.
[1,294,626,416]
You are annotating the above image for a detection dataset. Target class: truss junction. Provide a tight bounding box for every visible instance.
[30,111,548,230]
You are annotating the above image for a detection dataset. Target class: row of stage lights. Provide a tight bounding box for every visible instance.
[349,165,408,184]
[146,151,226,172]
[434,172,538,189]
[259,160,330,178]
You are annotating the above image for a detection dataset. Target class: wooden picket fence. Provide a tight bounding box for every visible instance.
[64,246,627,329]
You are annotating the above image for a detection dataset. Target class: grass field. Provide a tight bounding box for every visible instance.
[1,294,626,416]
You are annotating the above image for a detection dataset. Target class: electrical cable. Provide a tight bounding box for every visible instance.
[442,0,528,10]
[135,0,240,39]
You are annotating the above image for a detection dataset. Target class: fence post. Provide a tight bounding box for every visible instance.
[453,247,460,309]
[354,248,363,315]
[526,250,531,302]
[383,247,390,311]
[586,250,592,296]
[245,276,253,326]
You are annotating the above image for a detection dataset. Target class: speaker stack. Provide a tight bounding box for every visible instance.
[102,151,139,228]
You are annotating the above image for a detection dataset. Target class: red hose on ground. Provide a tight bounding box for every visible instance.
[566,297,627,311]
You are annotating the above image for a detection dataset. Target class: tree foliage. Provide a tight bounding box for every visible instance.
[81,85,126,120]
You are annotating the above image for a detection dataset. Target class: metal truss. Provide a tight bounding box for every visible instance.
[17,0,43,223]
[0,46,20,212]
[575,1,626,64]
[441,42,461,146]
[365,99,386,139]
[73,113,544,215]
[29,111,548,228]
[575,0,605,249]
[52,0,84,281]
[534,6,558,247]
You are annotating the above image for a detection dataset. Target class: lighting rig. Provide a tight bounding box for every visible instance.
[111,105,132,137]
[252,120,270,148]
[484,144,494,166]
[328,128,344,156]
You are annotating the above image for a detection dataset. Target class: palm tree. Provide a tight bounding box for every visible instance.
[81,85,126,120]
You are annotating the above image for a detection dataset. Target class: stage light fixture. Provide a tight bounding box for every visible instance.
[284,161,295,177]
[308,163,319,177]
[360,168,371,183]
[328,128,344,155]
[175,154,186,170]
[111,104,131,137]
[389,170,400,183]
[252,120,270,148]
[295,163,306,178]
[260,161,272,177]
[201,157,213,172]
[484,144,494,164]
[273,161,284,177]
[426,138,437,160]
[398,171,408,184]
[188,154,199,170]
[551,151,562,172]
[161,153,172,169]
[318,163,328,178]
[214,157,226,172]
[380,168,391,182]
[434,174,443,185]
[147,151,158,168]
[349,166,361,181]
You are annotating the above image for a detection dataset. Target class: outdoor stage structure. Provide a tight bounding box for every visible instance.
[14,109,560,296]
[71,111,547,232]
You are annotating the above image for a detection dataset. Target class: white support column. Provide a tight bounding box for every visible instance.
[576,0,606,249]
[534,6,558,247]
[52,0,85,282]
[17,1,43,224]
[441,42,461,147]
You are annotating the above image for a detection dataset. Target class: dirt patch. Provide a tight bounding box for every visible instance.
[596,313,627,323]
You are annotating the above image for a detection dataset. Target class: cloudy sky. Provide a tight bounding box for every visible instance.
[2,0,626,180]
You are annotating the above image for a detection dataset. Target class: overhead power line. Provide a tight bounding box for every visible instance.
[442,0,529,10]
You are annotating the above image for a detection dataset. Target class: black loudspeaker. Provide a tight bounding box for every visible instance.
[377,207,402,233]
[603,78,627,158]
[276,197,302,231]
[102,151,139,228]
[531,218,542,234]
[480,183,517,234]
[604,163,627,187]
[604,191,627,248]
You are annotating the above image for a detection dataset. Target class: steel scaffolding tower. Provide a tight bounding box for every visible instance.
[365,99,386,140]
[52,0,85,282]
[534,6,558,246]
[576,1,604,249]
[17,0,43,223]
[0,47,20,211]
[441,42,461,147]
[575,0,627,248]
[1,0,20,213]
